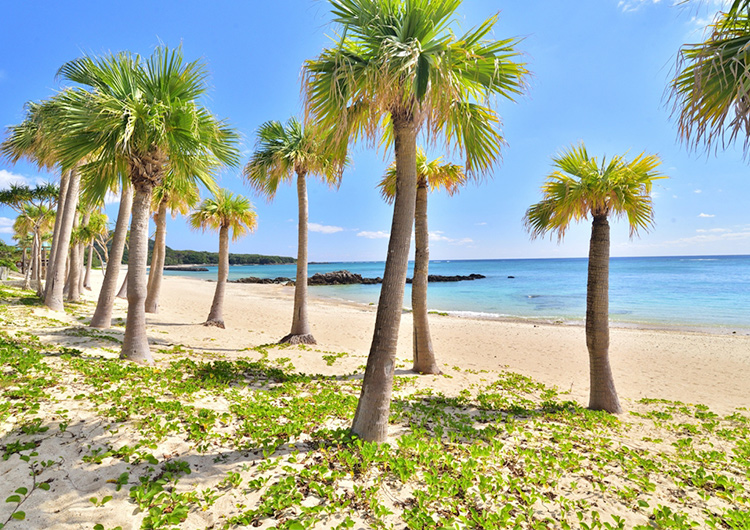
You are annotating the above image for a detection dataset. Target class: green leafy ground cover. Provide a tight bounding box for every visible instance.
[0,283,748,529]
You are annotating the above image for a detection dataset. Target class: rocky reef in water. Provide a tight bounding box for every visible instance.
[232,270,485,286]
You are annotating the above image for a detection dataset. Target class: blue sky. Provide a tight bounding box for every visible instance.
[1,0,748,261]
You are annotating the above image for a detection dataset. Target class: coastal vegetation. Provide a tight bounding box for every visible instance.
[525,144,665,414]
[0,0,749,527]
[0,289,747,528]
[303,0,528,442]
[244,118,346,345]
[189,188,257,329]
[379,148,469,375]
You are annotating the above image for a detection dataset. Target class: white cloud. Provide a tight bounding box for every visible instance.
[104,191,120,205]
[475,221,488,226]
[0,169,34,189]
[428,231,474,245]
[696,228,730,233]
[618,0,661,13]
[694,189,703,194]
[357,230,390,239]
[667,227,750,246]
[698,213,715,218]
[0,217,14,234]
[309,222,344,234]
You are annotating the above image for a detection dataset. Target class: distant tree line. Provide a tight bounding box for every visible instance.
[115,239,294,266]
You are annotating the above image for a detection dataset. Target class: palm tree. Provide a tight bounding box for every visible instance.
[379,148,467,374]
[670,2,750,153]
[189,189,257,328]
[145,176,200,313]
[89,181,132,329]
[75,209,108,290]
[0,98,83,311]
[524,143,665,414]
[303,0,527,441]
[0,184,58,294]
[53,46,239,364]
[244,118,345,344]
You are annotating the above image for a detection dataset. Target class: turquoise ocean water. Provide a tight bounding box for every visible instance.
[163,255,750,334]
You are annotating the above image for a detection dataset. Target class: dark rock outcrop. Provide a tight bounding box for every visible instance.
[233,276,292,284]
[232,270,485,285]
[164,266,209,272]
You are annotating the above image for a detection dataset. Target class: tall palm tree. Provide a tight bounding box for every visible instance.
[89,181,132,329]
[379,148,467,375]
[0,98,83,311]
[671,2,750,153]
[189,189,257,328]
[524,143,665,414]
[53,46,239,364]
[244,118,345,344]
[304,0,527,441]
[145,176,200,313]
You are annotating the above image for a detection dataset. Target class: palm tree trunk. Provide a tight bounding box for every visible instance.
[351,117,418,442]
[280,172,315,344]
[22,246,32,290]
[45,170,70,297]
[66,211,84,302]
[205,224,229,328]
[21,248,27,275]
[33,231,43,296]
[45,170,80,311]
[121,183,155,364]
[145,199,168,313]
[586,214,621,413]
[412,178,440,374]
[83,243,94,290]
[91,184,133,328]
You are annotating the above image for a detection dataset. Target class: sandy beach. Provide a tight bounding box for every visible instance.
[140,273,749,415]
[1,271,748,529]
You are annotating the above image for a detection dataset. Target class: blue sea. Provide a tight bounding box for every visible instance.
[164,255,750,334]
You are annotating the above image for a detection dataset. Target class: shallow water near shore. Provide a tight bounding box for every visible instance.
[164,254,750,334]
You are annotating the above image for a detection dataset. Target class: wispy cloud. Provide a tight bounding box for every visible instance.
[429,231,473,245]
[696,228,730,233]
[694,189,703,194]
[104,191,119,205]
[475,221,488,226]
[618,0,661,13]
[309,223,344,234]
[698,213,715,218]
[357,230,389,239]
[0,217,14,234]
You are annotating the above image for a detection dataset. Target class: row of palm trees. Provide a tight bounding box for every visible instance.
[0,0,744,442]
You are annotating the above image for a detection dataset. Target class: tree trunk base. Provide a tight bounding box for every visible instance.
[412,364,442,376]
[119,351,155,366]
[203,319,225,329]
[278,333,317,345]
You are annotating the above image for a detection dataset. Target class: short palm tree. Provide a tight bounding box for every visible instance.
[145,176,200,313]
[75,209,109,290]
[379,148,468,375]
[54,46,239,364]
[244,117,345,344]
[189,189,257,328]
[524,143,665,414]
[670,2,750,152]
[304,0,527,441]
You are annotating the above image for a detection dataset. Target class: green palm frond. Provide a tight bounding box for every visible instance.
[524,143,666,241]
[303,0,528,175]
[189,189,257,242]
[53,46,239,192]
[244,117,347,201]
[378,147,467,203]
[670,10,750,153]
